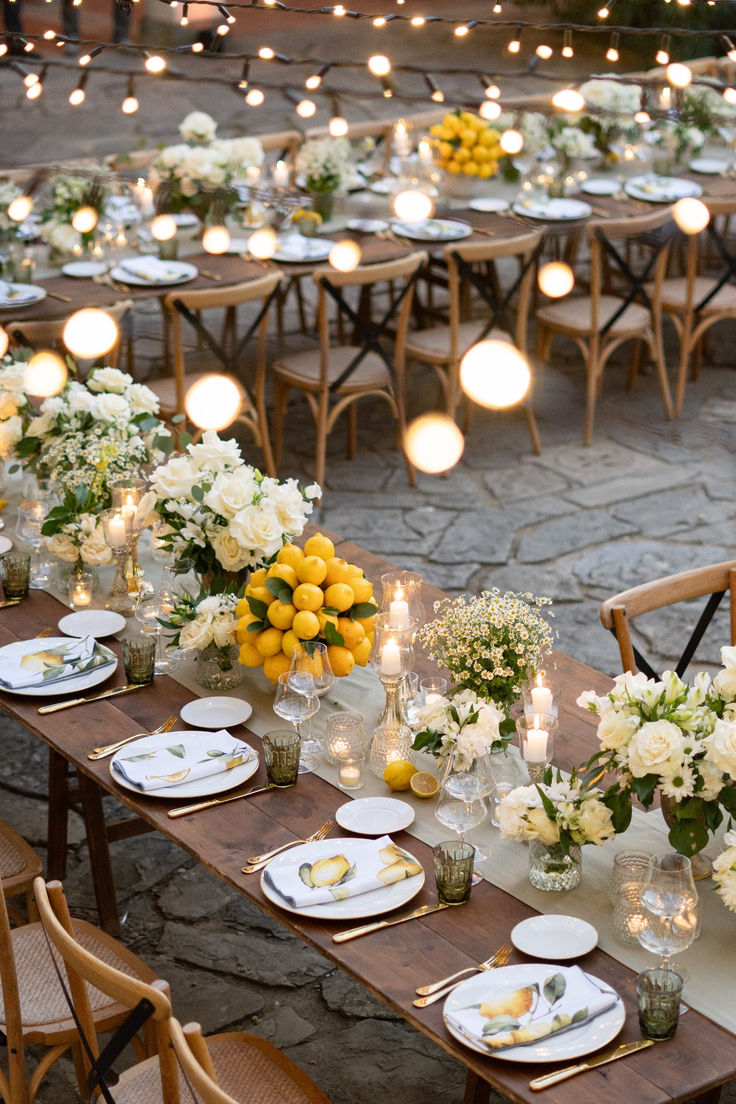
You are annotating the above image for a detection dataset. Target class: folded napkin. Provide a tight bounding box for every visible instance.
[112,730,255,791]
[0,281,37,304]
[276,234,324,259]
[447,965,617,1052]
[0,636,113,690]
[119,256,185,282]
[263,835,422,908]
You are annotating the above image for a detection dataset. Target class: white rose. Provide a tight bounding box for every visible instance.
[706,719,736,778]
[265,479,312,533]
[597,710,639,751]
[204,471,257,519]
[197,596,222,615]
[187,430,241,473]
[46,533,78,561]
[526,806,560,844]
[87,367,130,394]
[304,482,321,500]
[612,671,658,698]
[94,393,131,424]
[179,615,214,651]
[125,382,160,415]
[134,491,158,530]
[714,646,736,700]
[212,527,252,572]
[0,394,18,420]
[698,759,724,801]
[27,411,56,436]
[627,719,685,778]
[577,799,615,845]
[179,176,198,198]
[179,111,218,143]
[157,142,191,170]
[212,611,238,648]
[229,503,283,560]
[67,386,96,414]
[0,362,27,394]
[151,456,196,499]
[0,415,22,457]
[80,527,113,566]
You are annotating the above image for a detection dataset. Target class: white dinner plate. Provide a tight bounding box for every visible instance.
[468,197,510,212]
[513,198,592,221]
[61,261,109,278]
[0,284,47,309]
[260,837,424,920]
[510,915,598,960]
[336,797,415,836]
[368,177,402,195]
[625,175,703,202]
[689,157,729,175]
[180,696,253,729]
[110,730,259,799]
[225,237,250,253]
[391,218,473,242]
[109,261,198,287]
[0,536,13,555]
[270,236,333,263]
[346,218,390,233]
[581,178,621,196]
[58,610,127,638]
[444,965,624,1063]
[0,636,116,697]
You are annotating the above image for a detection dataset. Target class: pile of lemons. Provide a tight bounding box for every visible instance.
[236,532,378,684]
[428,110,502,179]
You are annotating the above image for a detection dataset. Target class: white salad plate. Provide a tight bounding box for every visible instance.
[61,261,109,278]
[510,915,598,960]
[390,219,473,242]
[271,237,333,263]
[346,218,390,233]
[689,158,729,175]
[581,178,621,196]
[0,284,47,308]
[0,536,13,555]
[58,610,126,638]
[335,797,415,836]
[468,197,510,212]
[110,730,258,800]
[180,696,253,729]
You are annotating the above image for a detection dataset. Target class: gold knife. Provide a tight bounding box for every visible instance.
[333,902,450,943]
[168,782,282,818]
[37,683,143,714]
[529,1039,654,1090]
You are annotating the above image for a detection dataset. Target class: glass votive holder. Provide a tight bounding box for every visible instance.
[636,967,684,1040]
[521,675,561,718]
[1,552,31,599]
[420,675,448,705]
[400,671,420,726]
[433,840,475,905]
[612,882,649,946]
[324,710,367,765]
[121,632,156,685]
[380,570,424,629]
[608,849,654,903]
[515,712,557,782]
[68,571,95,610]
[368,723,413,779]
[489,751,526,828]
[337,758,364,791]
[110,477,148,530]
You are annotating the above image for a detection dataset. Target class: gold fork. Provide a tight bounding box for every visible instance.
[241,819,335,872]
[38,626,53,638]
[413,943,513,1007]
[88,714,177,760]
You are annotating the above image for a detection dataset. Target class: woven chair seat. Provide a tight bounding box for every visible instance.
[275,346,391,392]
[536,294,651,336]
[405,323,510,361]
[0,831,31,880]
[658,276,736,313]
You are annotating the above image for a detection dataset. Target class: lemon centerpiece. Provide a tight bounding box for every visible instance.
[236,531,378,683]
[428,110,503,198]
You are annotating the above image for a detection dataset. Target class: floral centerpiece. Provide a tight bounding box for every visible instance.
[41,484,112,572]
[417,589,554,737]
[550,126,598,166]
[412,689,504,764]
[295,136,351,220]
[498,769,615,890]
[0,354,31,459]
[578,76,643,156]
[149,111,264,218]
[150,431,320,590]
[160,585,243,690]
[577,661,736,865]
[39,165,113,256]
[0,179,24,245]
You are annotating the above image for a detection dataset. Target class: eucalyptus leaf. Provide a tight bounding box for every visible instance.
[167,744,186,759]
[543,974,566,1005]
[481,1016,520,1036]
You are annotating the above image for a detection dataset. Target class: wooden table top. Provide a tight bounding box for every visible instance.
[1,533,734,1104]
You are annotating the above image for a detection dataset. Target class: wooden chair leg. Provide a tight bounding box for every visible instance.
[583,358,598,446]
[524,401,542,455]
[347,403,358,459]
[625,339,642,391]
[77,773,120,936]
[272,378,289,471]
[47,750,70,882]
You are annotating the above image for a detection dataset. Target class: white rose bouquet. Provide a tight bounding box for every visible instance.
[150,431,320,589]
[160,586,240,655]
[296,137,352,194]
[412,689,505,766]
[41,485,113,570]
[0,355,31,459]
[498,769,616,851]
[578,75,643,154]
[578,663,736,858]
[39,165,113,253]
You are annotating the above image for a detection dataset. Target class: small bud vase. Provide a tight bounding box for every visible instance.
[195,643,244,691]
[528,840,582,892]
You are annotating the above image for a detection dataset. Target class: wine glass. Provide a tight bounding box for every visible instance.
[435,749,489,884]
[288,643,334,767]
[637,854,699,972]
[135,579,180,675]
[273,671,320,773]
[16,492,53,588]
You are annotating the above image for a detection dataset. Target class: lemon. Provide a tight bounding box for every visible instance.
[263,652,292,684]
[292,582,324,612]
[249,567,268,589]
[351,636,372,667]
[324,582,354,612]
[337,616,365,651]
[347,575,373,604]
[277,543,305,570]
[292,609,320,640]
[236,614,261,643]
[324,556,350,586]
[384,760,418,791]
[345,562,364,578]
[296,554,328,586]
[255,626,284,657]
[326,644,355,678]
[267,600,296,630]
[267,562,298,589]
[247,585,276,607]
[409,771,439,798]
[318,609,339,635]
[235,598,252,619]
[239,641,265,667]
[304,532,335,561]
[281,629,300,658]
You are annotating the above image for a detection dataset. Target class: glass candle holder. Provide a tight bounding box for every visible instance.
[324,711,367,765]
[337,758,365,791]
[380,570,424,630]
[101,508,135,616]
[1,552,31,599]
[420,675,448,706]
[110,477,151,598]
[68,570,95,610]
[521,674,561,719]
[369,613,414,733]
[368,722,413,779]
[515,712,557,784]
[608,849,654,903]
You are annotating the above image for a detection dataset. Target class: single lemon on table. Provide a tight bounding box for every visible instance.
[409,772,439,798]
[384,760,418,791]
[304,532,335,561]
[326,644,355,677]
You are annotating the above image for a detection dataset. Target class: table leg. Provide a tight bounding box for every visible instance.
[464,1071,490,1104]
[47,749,70,881]
[77,772,120,936]
[690,1089,722,1104]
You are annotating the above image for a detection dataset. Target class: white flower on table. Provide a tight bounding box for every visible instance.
[87,367,129,394]
[0,415,22,457]
[126,383,160,417]
[211,528,252,572]
[179,615,215,652]
[229,502,284,561]
[188,430,242,474]
[706,718,736,777]
[80,526,113,566]
[204,470,260,519]
[151,456,197,499]
[264,477,317,531]
[94,392,131,427]
[627,719,686,779]
[715,646,736,701]
[179,110,218,143]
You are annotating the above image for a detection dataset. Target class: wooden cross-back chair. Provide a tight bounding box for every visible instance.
[272,250,427,488]
[536,206,677,445]
[34,877,331,1104]
[0,873,158,1104]
[404,228,544,452]
[600,560,736,678]
[0,819,42,925]
[6,299,134,375]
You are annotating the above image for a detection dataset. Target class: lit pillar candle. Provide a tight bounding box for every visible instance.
[425,692,442,705]
[524,726,548,763]
[389,597,410,629]
[121,493,137,522]
[272,160,290,188]
[418,139,434,167]
[339,763,362,788]
[380,639,402,675]
[108,513,127,549]
[531,680,553,715]
[246,165,261,186]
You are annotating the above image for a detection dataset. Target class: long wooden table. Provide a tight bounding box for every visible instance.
[1,535,736,1104]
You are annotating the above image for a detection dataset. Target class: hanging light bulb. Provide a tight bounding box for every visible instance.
[507,25,521,53]
[500,129,523,155]
[479,100,502,121]
[393,189,433,222]
[258,45,275,59]
[296,97,317,118]
[121,75,138,114]
[245,88,265,106]
[248,227,277,259]
[535,43,553,60]
[8,195,33,221]
[26,80,43,100]
[71,205,98,233]
[673,197,709,234]
[480,77,501,99]
[305,63,330,89]
[634,110,651,124]
[723,36,736,64]
[185,375,241,431]
[24,351,68,397]
[151,214,177,242]
[552,88,584,112]
[144,53,167,73]
[723,87,736,106]
[561,29,574,58]
[538,262,574,298]
[368,54,391,76]
[329,240,362,272]
[656,35,671,65]
[606,31,620,63]
[410,15,425,26]
[0,327,8,358]
[404,414,464,473]
[425,74,444,103]
[179,2,189,24]
[328,103,349,136]
[23,72,39,88]
[63,309,118,359]
[68,70,88,105]
[667,62,692,88]
[202,223,231,254]
[459,340,531,408]
[78,44,103,66]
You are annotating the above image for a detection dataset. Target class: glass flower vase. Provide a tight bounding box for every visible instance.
[195,643,244,691]
[528,840,582,892]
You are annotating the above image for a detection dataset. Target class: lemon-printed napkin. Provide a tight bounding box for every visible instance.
[112,730,254,791]
[447,965,617,1051]
[263,835,422,908]
[119,256,185,283]
[0,636,113,690]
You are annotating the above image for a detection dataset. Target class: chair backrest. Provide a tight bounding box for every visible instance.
[0,877,27,1104]
[673,195,736,313]
[7,299,134,372]
[311,250,428,389]
[585,206,677,337]
[169,1019,237,1104]
[600,560,736,677]
[33,877,180,1104]
[443,229,544,361]
[163,271,283,413]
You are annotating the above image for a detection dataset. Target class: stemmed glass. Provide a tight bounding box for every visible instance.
[135,577,180,675]
[288,643,334,768]
[637,854,699,972]
[435,748,489,885]
[273,671,321,773]
[16,491,53,588]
